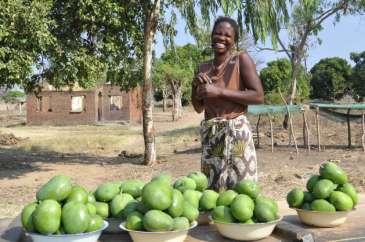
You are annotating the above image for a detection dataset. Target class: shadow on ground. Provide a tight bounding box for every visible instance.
[0,146,144,180]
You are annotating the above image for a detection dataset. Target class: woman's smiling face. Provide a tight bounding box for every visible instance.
[211,21,235,55]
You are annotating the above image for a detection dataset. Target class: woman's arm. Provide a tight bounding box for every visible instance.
[192,84,204,113]
[198,52,264,105]
[191,68,205,113]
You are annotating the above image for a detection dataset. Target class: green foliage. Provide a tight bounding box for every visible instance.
[46,0,144,90]
[310,57,352,100]
[0,1,144,92]
[153,44,210,105]
[1,90,26,103]
[0,0,55,90]
[350,51,365,99]
[259,59,310,104]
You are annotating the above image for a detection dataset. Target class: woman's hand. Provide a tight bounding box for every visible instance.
[193,73,212,87]
[198,84,222,98]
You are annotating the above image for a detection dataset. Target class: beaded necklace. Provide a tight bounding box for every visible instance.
[206,54,233,82]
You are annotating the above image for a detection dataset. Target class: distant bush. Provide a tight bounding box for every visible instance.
[310,57,352,101]
[260,58,310,104]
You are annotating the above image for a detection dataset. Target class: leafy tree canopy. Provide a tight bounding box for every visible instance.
[259,58,310,104]
[310,57,352,100]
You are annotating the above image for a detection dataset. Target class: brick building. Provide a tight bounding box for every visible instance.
[26,84,141,125]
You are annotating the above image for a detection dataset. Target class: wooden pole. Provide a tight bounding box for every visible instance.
[347,109,351,148]
[256,114,261,148]
[361,111,365,152]
[302,109,310,152]
[268,114,274,152]
[315,107,321,151]
[278,91,298,154]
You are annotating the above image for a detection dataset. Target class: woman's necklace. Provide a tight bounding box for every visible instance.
[207,54,232,82]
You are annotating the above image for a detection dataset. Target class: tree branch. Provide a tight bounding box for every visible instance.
[314,1,347,24]
[256,47,287,53]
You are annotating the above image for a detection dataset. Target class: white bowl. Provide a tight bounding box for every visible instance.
[26,220,108,242]
[212,217,281,241]
[119,221,197,242]
[294,208,351,227]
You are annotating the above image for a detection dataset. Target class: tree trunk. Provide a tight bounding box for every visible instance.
[288,58,300,105]
[162,88,168,112]
[283,57,300,130]
[142,0,160,166]
[170,80,182,121]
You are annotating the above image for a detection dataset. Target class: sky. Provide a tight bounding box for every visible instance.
[155,13,365,71]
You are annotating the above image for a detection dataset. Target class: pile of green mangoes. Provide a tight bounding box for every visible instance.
[211,180,279,224]
[21,175,104,235]
[287,161,358,212]
[124,171,209,232]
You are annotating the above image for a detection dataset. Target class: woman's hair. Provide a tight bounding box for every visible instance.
[212,16,239,43]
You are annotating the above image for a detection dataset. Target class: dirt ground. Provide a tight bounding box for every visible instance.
[0,106,364,218]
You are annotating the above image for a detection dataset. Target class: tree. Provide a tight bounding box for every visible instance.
[258,0,365,104]
[0,0,55,91]
[350,51,365,100]
[260,58,309,104]
[310,57,352,100]
[153,44,210,120]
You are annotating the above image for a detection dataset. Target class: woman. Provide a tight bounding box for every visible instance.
[192,17,264,191]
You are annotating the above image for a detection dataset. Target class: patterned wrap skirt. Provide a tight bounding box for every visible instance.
[200,114,257,191]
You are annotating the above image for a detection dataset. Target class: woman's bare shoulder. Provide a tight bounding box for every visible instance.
[237,51,255,66]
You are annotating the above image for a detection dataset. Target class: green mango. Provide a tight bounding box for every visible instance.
[167,189,184,218]
[174,177,196,193]
[110,193,135,218]
[310,199,336,212]
[234,179,261,199]
[36,175,72,202]
[62,201,90,234]
[32,200,61,234]
[86,215,104,232]
[254,203,277,222]
[67,185,88,204]
[199,190,219,211]
[126,211,144,231]
[172,217,190,230]
[183,190,202,208]
[312,179,335,199]
[217,190,238,207]
[329,191,354,211]
[286,188,304,208]
[94,182,120,202]
[21,202,38,232]
[320,161,348,185]
[182,202,199,222]
[306,175,320,192]
[212,206,235,223]
[255,196,278,214]
[86,203,97,215]
[339,183,358,206]
[142,181,173,210]
[143,210,173,232]
[187,171,208,191]
[93,202,109,219]
[230,194,254,222]
[120,180,145,198]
